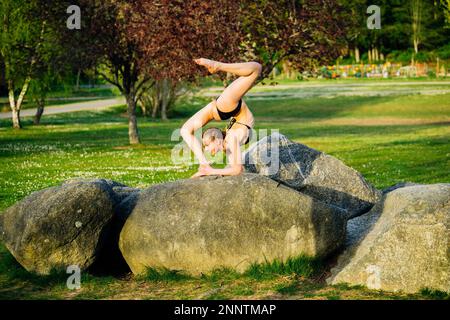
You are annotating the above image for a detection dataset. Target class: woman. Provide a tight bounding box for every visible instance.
[180,58,262,178]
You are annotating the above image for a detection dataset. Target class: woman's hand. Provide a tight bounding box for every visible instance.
[198,164,214,176]
[190,171,204,179]
[190,164,214,178]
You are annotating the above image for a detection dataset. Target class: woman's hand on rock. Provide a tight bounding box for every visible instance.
[190,171,204,179]
[198,164,214,176]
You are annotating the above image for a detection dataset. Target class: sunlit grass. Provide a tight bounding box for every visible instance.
[0,81,449,299]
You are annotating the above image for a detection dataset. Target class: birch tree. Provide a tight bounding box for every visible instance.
[0,0,47,128]
[411,0,423,54]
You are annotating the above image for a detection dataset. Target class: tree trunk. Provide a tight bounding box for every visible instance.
[436,58,440,77]
[126,93,140,144]
[151,100,159,118]
[17,77,30,109]
[140,103,147,117]
[8,84,21,129]
[368,49,372,63]
[160,79,169,121]
[354,47,360,63]
[151,82,161,118]
[11,109,21,129]
[8,77,31,129]
[161,101,168,120]
[33,98,45,125]
[76,69,81,91]
[411,0,422,54]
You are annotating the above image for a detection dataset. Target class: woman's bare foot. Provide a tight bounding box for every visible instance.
[194,58,221,74]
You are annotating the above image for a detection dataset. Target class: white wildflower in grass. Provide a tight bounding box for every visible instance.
[0,143,61,153]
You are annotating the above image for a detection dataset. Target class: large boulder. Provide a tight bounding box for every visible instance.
[119,173,348,276]
[62,177,139,204]
[0,179,119,275]
[381,181,421,195]
[327,183,450,294]
[243,132,381,218]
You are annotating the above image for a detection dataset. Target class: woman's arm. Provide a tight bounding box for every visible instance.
[180,103,214,166]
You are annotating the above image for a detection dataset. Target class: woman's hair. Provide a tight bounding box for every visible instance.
[202,127,226,145]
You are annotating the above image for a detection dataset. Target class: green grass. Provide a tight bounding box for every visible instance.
[141,267,194,282]
[0,80,449,299]
[420,288,450,300]
[243,255,323,280]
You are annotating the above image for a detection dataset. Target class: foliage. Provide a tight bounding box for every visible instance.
[342,0,450,57]
[240,0,351,78]
[126,0,242,84]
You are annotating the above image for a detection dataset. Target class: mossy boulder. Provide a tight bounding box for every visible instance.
[327,183,450,294]
[243,132,381,218]
[0,179,119,275]
[119,173,348,275]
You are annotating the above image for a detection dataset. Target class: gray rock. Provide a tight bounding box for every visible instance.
[62,177,128,189]
[382,181,421,195]
[0,179,117,275]
[115,191,141,221]
[62,177,136,204]
[119,173,348,276]
[243,132,381,219]
[112,186,141,204]
[345,208,382,248]
[327,183,450,294]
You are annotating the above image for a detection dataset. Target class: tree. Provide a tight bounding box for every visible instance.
[338,0,449,63]
[128,0,350,117]
[443,0,450,26]
[411,0,423,54]
[28,62,67,125]
[126,0,242,120]
[0,0,49,128]
[139,80,192,120]
[239,0,352,78]
[44,1,152,144]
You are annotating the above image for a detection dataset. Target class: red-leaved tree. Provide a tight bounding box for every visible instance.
[126,0,242,82]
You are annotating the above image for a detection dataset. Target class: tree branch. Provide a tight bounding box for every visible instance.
[98,71,124,93]
[135,79,155,103]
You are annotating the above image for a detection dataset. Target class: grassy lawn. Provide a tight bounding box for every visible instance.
[0,80,449,299]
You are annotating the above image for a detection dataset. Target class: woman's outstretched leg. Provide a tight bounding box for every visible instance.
[195,58,262,112]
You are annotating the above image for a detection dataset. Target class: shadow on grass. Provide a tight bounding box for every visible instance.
[137,254,324,284]
[420,288,450,300]
[0,251,67,287]
[247,96,393,120]
[137,266,194,283]
[0,241,122,300]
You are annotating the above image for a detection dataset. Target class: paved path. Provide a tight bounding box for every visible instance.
[204,81,450,92]
[0,97,125,119]
[1,81,449,119]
